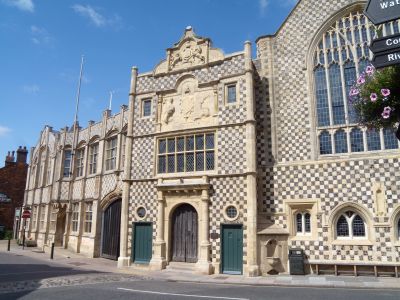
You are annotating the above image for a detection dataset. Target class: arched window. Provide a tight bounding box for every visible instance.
[319,131,332,155]
[296,212,311,235]
[313,11,399,155]
[350,128,364,152]
[335,130,348,153]
[397,218,400,240]
[336,210,366,239]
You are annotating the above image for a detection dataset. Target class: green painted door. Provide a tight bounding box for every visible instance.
[221,224,243,275]
[133,223,153,264]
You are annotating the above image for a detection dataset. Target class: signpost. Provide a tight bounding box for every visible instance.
[370,33,400,68]
[21,209,30,250]
[364,0,400,68]
[364,0,400,25]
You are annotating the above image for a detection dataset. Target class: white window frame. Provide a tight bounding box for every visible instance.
[142,98,152,117]
[71,203,79,232]
[63,149,72,178]
[105,137,118,171]
[225,82,238,105]
[75,148,85,177]
[84,202,93,234]
[88,143,99,175]
[295,211,312,236]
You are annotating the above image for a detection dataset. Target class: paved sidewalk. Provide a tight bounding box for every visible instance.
[1,240,400,290]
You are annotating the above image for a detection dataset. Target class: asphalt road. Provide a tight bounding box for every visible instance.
[1,252,400,300]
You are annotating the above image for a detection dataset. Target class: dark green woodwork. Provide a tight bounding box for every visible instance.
[132,222,153,264]
[221,224,243,275]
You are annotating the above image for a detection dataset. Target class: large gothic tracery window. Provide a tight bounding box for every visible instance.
[314,11,400,155]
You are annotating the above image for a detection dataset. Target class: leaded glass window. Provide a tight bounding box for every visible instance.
[157,133,215,174]
[88,143,99,175]
[84,202,93,233]
[336,210,366,239]
[71,203,79,232]
[105,137,117,171]
[367,129,381,151]
[227,84,237,104]
[313,11,399,155]
[296,212,311,235]
[63,149,72,178]
[383,128,399,150]
[319,131,332,155]
[398,218,400,240]
[350,128,364,152]
[335,130,348,153]
[75,148,84,177]
[142,99,152,117]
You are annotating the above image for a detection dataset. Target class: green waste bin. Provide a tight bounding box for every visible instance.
[289,248,305,275]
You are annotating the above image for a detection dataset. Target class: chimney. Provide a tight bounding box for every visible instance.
[5,151,15,166]
[16,146,28,164]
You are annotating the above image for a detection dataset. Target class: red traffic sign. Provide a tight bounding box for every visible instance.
[21,210,31,219]
[364,0,400,25]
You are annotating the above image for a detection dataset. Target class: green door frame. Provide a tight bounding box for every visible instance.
[221,224,243,275]
[132,222,153,264]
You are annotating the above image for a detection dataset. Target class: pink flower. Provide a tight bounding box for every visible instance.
[381,89,391,97]
[370,93,378,102]
[382,107,392,119]
[357,75,365,85]
[349,88,359,97]
[365,65,375,76]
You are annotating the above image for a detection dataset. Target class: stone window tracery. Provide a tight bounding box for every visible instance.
[313,11,400,155]
[336,210,366,239]
[398,218,400,240]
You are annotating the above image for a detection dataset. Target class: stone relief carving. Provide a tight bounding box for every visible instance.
[154,27,224,75]
[170,40,206,69]
[159,77,217,132]
[162,98,176,124]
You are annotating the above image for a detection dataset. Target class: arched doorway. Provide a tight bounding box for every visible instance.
[54,206,66,247]
[171,204,198,263]
[101,199,121,260]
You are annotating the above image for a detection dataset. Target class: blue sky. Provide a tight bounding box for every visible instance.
[0,0,298,166]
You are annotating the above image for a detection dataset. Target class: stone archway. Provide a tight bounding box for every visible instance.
[54,203,66,247]
[171,203,198,263]
[101,199,121,260]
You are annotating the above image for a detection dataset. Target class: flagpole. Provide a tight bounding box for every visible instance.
[109,91,114,111]
[74,55,84,125]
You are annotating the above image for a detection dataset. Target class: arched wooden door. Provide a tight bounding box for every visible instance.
[171,204,198,263]
[101,199,121,260]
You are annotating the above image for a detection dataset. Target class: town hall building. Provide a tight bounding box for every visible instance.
[22,0,400,277]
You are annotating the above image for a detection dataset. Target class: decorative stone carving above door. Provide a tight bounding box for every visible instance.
[158,77,218,132]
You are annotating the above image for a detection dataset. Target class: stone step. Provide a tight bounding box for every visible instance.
[166,262,197,272]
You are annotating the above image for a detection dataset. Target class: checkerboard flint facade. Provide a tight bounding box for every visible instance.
[22,0,400,276]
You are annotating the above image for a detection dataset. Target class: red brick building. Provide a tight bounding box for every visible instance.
[0,147,28,233]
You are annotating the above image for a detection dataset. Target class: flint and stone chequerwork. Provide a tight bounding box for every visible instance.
[23,0,400,276]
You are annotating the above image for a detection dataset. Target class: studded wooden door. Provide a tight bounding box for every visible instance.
[171,204,198,263]
[101,199,121,260]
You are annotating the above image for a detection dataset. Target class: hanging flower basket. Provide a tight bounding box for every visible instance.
[349,65,400,140]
